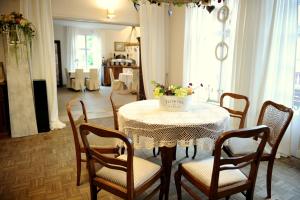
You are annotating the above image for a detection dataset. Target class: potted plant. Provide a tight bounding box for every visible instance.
[151,81,203,111]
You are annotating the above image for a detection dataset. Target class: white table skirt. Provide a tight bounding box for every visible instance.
[118,73,133,88]
[118,100,230,150]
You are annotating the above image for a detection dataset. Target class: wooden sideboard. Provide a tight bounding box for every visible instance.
[101,65,139,86]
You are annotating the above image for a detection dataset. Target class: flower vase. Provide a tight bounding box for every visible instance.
[8,26,20,45]
[159,95,192,112]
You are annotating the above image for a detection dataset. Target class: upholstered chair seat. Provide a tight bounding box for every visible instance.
[182,156,247,188]
[96,154,161,189]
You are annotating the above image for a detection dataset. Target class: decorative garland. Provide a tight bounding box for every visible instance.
[132,0,225,14]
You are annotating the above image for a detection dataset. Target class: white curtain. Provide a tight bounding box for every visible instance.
[20,0,66,130]
[139,3,169,99]
[66,26,77,71]
[183,1,238,103]
[231,0,297,156]
[91,29,104,70]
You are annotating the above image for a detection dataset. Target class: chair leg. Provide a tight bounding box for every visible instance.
[76,159,81,186]
[159,175,165,200]
[266,160,274,199]
[90,184,98,200]
[185,147,189,158]
[192,145,197,159]
[153,148,157,157]
[245,188,254,200]
[174,168,182,200]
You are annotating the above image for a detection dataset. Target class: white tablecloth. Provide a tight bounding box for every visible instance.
[118,100,230,149]
[118,73,133,88]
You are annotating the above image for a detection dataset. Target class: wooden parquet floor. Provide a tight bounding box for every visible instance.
[0,88,299,199]
[0,117,300,200]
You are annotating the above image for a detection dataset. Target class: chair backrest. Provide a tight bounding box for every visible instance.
[75,69,84,81]
[210,125,270,198]
[109,68,115,82]
[89,68,99,80]
[257,100,293,156]
[79,123,134,197]
[220,92,250,129]
[66,100,88,153]
[123,68,133,74]
[131,69,139,92]
[110,92,119,130]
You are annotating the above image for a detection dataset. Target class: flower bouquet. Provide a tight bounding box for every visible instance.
[0,12,35,44]
[151,81,202,112]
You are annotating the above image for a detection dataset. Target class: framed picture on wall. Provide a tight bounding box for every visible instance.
[114,42,126,52]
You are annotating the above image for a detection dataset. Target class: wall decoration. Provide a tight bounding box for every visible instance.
[114,42,126,52]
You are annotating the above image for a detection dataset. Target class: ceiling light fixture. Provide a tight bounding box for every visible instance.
[107,9,116,19]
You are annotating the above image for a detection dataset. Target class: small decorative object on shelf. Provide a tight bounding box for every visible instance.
[151,81,203,111]
[131,0,225,15]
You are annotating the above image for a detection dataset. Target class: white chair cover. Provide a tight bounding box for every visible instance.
[71,69,85,91]
[109,68,124,91]
[86,68,100,90]
[130,69,139,93]
[122,68,133,74]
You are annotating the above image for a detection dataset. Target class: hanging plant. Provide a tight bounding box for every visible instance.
[131,0,225,14]
[0,12,36,66]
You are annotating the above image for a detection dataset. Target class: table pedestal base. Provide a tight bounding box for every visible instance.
[160,146,176,200]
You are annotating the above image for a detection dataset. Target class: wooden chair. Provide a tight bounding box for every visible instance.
[223,100,293,198]
[109,92,157,157]
[175,125,270,200]
[79,123,165,200]
[187,92,250,159]
[66,100,120,186]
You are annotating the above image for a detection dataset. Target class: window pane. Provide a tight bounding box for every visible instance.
[87,50,94,67]
[86,35,94,49]
[77,50,86,68]
[293,33,300,108]
[76,35,86,49]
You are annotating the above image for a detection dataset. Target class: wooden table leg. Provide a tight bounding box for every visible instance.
[160,146,176,200]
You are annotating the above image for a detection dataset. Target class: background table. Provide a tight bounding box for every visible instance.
[118,72,133,89]
[118,100,230,199]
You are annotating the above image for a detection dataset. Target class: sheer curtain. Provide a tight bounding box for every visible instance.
[66,26,77,71]
[139,2,169,99]
[183,1,238,103]
[231,0,297,156]
[20,0,66,130]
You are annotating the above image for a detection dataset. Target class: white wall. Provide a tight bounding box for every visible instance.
[51,0,139,26]
[168,7,185,85]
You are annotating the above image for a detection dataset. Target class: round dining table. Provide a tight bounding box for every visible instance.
[118,99,230,200]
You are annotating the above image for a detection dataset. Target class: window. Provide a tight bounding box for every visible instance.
[75,34,96,70]
[183,1,237,103]
[294,3,300,110]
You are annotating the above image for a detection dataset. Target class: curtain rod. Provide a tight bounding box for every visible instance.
[52,17,140,27]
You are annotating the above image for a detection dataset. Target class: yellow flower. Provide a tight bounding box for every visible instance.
[20,19,28,26]
[154,87,163,97]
